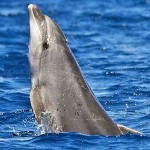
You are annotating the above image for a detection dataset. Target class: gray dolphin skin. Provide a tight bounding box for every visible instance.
[28,4,141,135]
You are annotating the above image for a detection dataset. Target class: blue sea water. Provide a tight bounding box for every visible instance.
[0,0,150,149]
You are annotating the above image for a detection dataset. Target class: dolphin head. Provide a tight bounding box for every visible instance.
[28,4,67,87]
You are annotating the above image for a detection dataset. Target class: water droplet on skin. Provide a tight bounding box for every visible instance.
[35,12,39,16]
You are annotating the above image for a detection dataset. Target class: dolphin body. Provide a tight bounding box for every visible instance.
[28,4,141,135]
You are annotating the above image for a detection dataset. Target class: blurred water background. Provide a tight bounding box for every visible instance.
[0,0,149,149]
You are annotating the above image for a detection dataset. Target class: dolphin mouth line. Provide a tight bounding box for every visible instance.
[28,4,46,40]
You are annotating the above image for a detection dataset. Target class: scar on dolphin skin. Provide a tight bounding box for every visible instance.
[28,4,142,136]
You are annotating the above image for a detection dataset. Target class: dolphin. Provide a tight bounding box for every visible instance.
[28,4,141,135]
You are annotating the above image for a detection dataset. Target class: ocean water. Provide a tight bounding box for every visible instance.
[0,0,150,149]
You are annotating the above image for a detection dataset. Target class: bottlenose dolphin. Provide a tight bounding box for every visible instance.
[28,4,141,135]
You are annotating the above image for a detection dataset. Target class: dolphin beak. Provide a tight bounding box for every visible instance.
[28,4,46,40]
[28,4,44,24]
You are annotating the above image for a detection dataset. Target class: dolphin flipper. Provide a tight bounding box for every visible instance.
[117,124,142,135]
[30,88,45,124]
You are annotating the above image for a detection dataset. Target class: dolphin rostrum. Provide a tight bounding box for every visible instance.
[28,4,141,135]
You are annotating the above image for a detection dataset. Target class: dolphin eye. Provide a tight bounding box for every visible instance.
[42,42,49,50]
